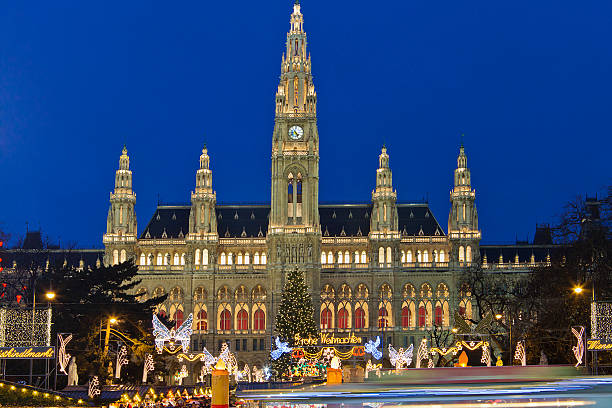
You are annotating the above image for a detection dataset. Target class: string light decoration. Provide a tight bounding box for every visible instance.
[591,302,612,340]
[218,343,238,375]
[152,313,193,353]
[88,376,100,399]
[415,338,432,368]
[481,343,491,366]
[142,354,154,383]
[175,365,188,385]
[0,307,52,346]
[237,363,251,382]
[270,337,292,360]
[365,336,382,360]
[177,348,216,365]
[514,340,526,366]
[572,326,585,367]
[57,334,72,374]
[115,345,129,379]
[388,344,413,369]
[365,360,382,378]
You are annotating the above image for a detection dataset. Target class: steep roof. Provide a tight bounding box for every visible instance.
[140,203,446,239]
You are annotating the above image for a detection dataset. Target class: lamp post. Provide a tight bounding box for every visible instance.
[103,317,118,356]
[573,281,595,373]
[495,312,511,365]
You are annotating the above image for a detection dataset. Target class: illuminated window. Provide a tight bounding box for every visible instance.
[337,251,343,264]
[361,251,367,264]
[327,252,333,264]
[244,252,250,264]
[321,307,333,329]
[378,247,384,266]
[459,246,465,263]
[173,253,179,265]
[237,309,248,331]
[220,309,231,331]
[237,253,243,265]
[355,307,366,329]
[401,307,410,328]
[202,248,209,265]
[197,309,208,331]
[139,253,145,265]
[423,250,429,263]
[261,252,267,264]
[227,253,233,265]
[254,309,265,331]
[377,308,388,329]
[321,252,326,264]
[386,247,392,264]
[435,304,443,326]
[466,246,472,263]
[418,306,426,327]
[407,250,413,263]
[181,253,186,265]
[440,250,445,262]
[195,249,201,265]
[173,309,184,330]
[354,251,359,264]
[220,252,226,265]
[157,253,162,265]
[254,252,260,265]
[338,307,349,329]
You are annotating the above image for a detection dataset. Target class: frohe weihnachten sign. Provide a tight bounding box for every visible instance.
[294,333,362,347]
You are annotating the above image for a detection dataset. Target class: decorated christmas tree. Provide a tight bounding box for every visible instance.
[272,267,318,378]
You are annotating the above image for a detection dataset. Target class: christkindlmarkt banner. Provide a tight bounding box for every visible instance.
[0,346,55,359]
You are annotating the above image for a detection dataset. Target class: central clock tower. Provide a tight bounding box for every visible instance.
[268,1,321,294]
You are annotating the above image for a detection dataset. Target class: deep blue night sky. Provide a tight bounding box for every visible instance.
[1,1,610,248]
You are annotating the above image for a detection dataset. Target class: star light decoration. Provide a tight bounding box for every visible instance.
[514,340,526,366]
[57,334,72,375]
[88,376,100,399]
[152,313,193,353]
[364,336,382,360]
[572,326,585,367]
[270,337,292,360]
[115,345,129,379]
[388,344,413,369]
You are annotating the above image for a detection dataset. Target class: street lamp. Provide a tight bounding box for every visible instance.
[103,316,118,356]
[495,313,503,320]
[45,292,56,300]
[451,327,458,333]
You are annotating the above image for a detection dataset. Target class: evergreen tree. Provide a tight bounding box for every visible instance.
[272,267,317,379]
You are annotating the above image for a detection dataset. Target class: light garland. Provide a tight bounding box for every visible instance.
[0,308,52,347]
[177,348,216,365]
[152,313,193,353]
[142,353,154,383]
[57,334,72,375]
[591,302,612,339]
[514,340,526,366]
[571,326,585,367]
[364,336,382,360]
[115,346,128,379]
[88,376,100,399]
[270,337,292,360]
[388,344,413,369]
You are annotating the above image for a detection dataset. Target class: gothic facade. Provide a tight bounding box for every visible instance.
[101,3,552,374]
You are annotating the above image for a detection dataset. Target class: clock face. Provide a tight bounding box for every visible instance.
[288,125,304,140]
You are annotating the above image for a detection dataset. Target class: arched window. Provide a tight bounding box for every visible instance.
[361,251,367,264]
[378,247,385,265]
[254,252,260,264]
[418,306,426,327]
[466,246,472,262]
[147,253,152,265]
[181,253,186,265]
[327,252,333,264]
[261,252,267,264]
[156,253,163,265]
[244,252,250,264]
[354,251,359,264]
[164,253,170,266]
[173,253,179,265]
[113,250,119,265]
[220,309,231,331]
[459,246,465,262]
[378,308,388,328]
[338,307,349,329]
[237,309,248,331]
[173,309,184,330]
[254,309,265,331]
[386,247,392,264]
[237,253,243,265]
[321,252,326,264]
[435,304,443,326]
[337,251,343,264]
[417,250,422,263]
[202,249,209,265]
[355,307,366,329]
[407,250,413,263]
[345,251,350,264]
[220,252,226,265]
[195,249,201,265]
[440,250,445,262]
[227,253,233,265]
[401,250,405,263]
[433,250,438,263]
[196,310,207,332]
[321,307,333,329]
[139,253,146,265]
[423,250,429,263]
[401,306,410,328]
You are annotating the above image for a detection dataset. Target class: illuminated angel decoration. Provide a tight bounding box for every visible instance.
[388,344,413,369]
[365,336,382,360]
[572,326,585,367]
[152,313,193,353]
[58,334,72,375]
[270,337,292,360]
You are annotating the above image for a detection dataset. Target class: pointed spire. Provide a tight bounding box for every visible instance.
[119,145,130,170]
